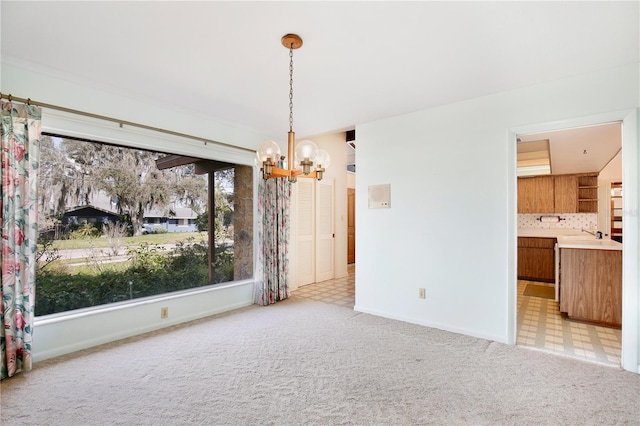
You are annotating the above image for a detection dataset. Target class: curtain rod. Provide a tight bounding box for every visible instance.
[0,93,255,153]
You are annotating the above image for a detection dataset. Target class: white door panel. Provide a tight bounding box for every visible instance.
[295,178,334,285]
[315,179,334,282]
[296,179,315,286]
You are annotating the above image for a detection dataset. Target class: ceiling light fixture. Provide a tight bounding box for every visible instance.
[257,34,330,182]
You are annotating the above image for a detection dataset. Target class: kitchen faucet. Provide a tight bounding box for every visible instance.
[582,228,603,239]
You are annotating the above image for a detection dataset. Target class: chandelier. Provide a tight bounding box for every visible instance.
[257,34,330,182]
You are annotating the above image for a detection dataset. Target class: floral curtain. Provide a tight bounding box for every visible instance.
[1,100,41,380]
[255,174,291,305]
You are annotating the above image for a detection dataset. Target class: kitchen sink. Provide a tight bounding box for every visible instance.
[559,235,598,241]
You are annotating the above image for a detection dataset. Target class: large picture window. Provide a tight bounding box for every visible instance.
[36,134,253,316]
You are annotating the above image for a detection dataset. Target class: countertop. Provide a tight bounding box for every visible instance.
[518,229,622,251]
[518,228,584,238]
[556,235,622,251]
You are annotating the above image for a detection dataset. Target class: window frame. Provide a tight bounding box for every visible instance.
[37,109,257,316]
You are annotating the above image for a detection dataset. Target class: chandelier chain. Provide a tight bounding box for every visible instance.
[289,45,294,132]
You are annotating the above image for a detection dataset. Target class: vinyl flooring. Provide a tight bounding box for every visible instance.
[517,280,621,367]
[291,264,355,308]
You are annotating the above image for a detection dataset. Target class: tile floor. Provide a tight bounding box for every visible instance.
[517,280,621,367]
[292,267,621,367]
[292,264,355,308]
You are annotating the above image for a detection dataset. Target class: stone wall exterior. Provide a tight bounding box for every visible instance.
[233,165,253,280]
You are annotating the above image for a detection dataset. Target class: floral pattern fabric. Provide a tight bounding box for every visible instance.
[1,101,41,379]
[255,174,291,305]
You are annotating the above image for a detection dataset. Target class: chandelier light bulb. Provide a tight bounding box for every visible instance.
[314,149,331,170]
[257,140,281,163]
[294,139,319,166]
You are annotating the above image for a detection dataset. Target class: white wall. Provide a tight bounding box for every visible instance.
[600,150,623,181]
[354,63,639,372]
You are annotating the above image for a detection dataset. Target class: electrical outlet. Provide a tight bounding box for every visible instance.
[419,288,426,299]
[160,307,169,319]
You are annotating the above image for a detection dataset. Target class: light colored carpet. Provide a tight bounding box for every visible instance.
[523,283,555,300]
[1,296,639,425]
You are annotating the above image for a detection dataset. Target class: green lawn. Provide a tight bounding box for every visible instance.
[47,231,208,250]
[53,257,132,274]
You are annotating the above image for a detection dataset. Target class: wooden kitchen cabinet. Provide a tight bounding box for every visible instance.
[517,177,536,213]
[518,173,597,214]
[553,174,578,213]
[517,237,556,282]
[559,248,622,328]
[517,176,554,213]
[534,176,555,212]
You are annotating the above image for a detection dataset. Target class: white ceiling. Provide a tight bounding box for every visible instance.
[1,2,638,141]
[518,122,622,176]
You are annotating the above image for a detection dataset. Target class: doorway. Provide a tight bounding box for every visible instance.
[347,188,355,264]
[513,114,638,370]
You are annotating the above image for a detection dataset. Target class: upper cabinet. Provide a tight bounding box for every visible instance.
[518,176,554,213]
[535,176,555,213]
[554,174,578,213]
[518,173,598,214]
[517,177,535,213]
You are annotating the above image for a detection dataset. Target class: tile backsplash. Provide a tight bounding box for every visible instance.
[518,213,598,230]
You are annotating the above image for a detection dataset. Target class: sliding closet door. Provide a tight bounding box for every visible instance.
[295,178,335,286]
[315,179,334,282]
[296,179,315,286]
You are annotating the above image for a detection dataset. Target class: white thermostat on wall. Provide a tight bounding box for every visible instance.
[368,184,391,209]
